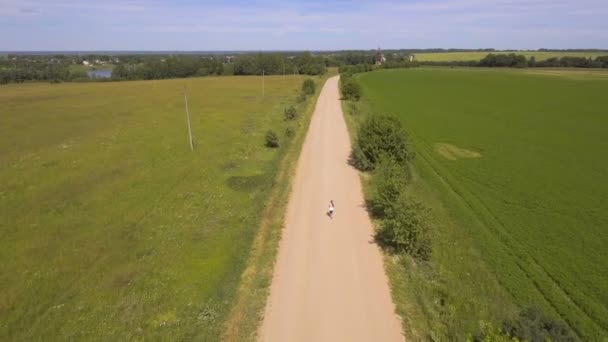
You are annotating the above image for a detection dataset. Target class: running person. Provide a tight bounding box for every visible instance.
[327,200,335,218]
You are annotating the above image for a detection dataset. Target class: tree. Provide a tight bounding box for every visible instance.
[302,78,316,96]
[284,106,297,121]
[369,156,408,218]
[501,307,576,342]
[351,113,414,171]
[340,78,362,101]
[265,130,279,148]
[376,193,431,260]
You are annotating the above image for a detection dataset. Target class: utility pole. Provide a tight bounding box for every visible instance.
[183,87,194,151]
[262,69,265,97]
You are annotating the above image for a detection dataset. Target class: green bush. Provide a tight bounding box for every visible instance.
[369,156,408,218]
[501,307,576,342]
[265,130,279,148]
[285,126,295,138]
[351,113,414,171]
[284,106,297,121]
[302,78,316,96]
[350,144,374,171]
[340,78,362,101]
[376,194,431,261]
[469,322,519,342]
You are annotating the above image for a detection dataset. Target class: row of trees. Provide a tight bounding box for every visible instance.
[112,52,326,81]
[340,70,431,260]
[112,56,225,80]
[325,50,418,67]
[0,56,73,84]
[338,59,418,77]
[349,112,431,261]
[232,52,325,76]
[420,53,608,68]
[0,65,69,84]
[0,54,121,84]
[0,52,327,84]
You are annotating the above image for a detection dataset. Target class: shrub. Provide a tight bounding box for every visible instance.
[369,156,408,218]
[348,102,360,116]
[265,130,279,148]
[351,113,414,171]
[297,91,308,103]
[284,106,297,121]
[501,307,576,342]
[469,322,519,342]
[376,194,431,261]
[285,126,295,138]
[350,144,374,171]
[341,78,362,101]
[302,78,316,96]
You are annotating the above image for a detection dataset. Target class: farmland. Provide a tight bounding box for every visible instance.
[0,75,318,340]
[355,68,608,340]
[414,51,606,62]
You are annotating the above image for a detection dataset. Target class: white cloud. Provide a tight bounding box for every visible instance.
[1,0,607,49]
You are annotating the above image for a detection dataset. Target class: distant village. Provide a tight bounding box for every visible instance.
[374,47,415,65]
[81,57,119,66]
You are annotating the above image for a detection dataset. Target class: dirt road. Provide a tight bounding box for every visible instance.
[259,76,403,341]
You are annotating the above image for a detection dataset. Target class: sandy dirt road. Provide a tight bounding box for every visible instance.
[259,76,403,342]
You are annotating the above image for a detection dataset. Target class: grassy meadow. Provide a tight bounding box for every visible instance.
[414,51,606,62]
[354,68,608,340]
[0,75,318,340]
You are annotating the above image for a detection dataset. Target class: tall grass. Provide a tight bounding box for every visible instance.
[0,75,311,340]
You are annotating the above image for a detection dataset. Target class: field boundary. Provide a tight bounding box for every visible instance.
[222,73,333,341]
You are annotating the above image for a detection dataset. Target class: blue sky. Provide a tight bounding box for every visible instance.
[1,0,607,51]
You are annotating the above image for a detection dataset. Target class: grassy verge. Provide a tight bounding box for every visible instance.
[222,70,335,341]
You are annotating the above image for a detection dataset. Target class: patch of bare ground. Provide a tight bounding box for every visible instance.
[435,143,482,161]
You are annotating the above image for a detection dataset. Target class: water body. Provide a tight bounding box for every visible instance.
[87,69,113,79]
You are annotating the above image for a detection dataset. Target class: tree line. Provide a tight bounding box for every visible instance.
[420,53,608,68]
[113,52,326,80]
[0,52,327,84]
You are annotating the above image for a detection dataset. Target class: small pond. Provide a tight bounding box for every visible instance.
[87,69,113,79]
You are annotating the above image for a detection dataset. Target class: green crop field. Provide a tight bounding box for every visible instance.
[414,51,606,62]
[0,75,315,340]
[355,68,608,340]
